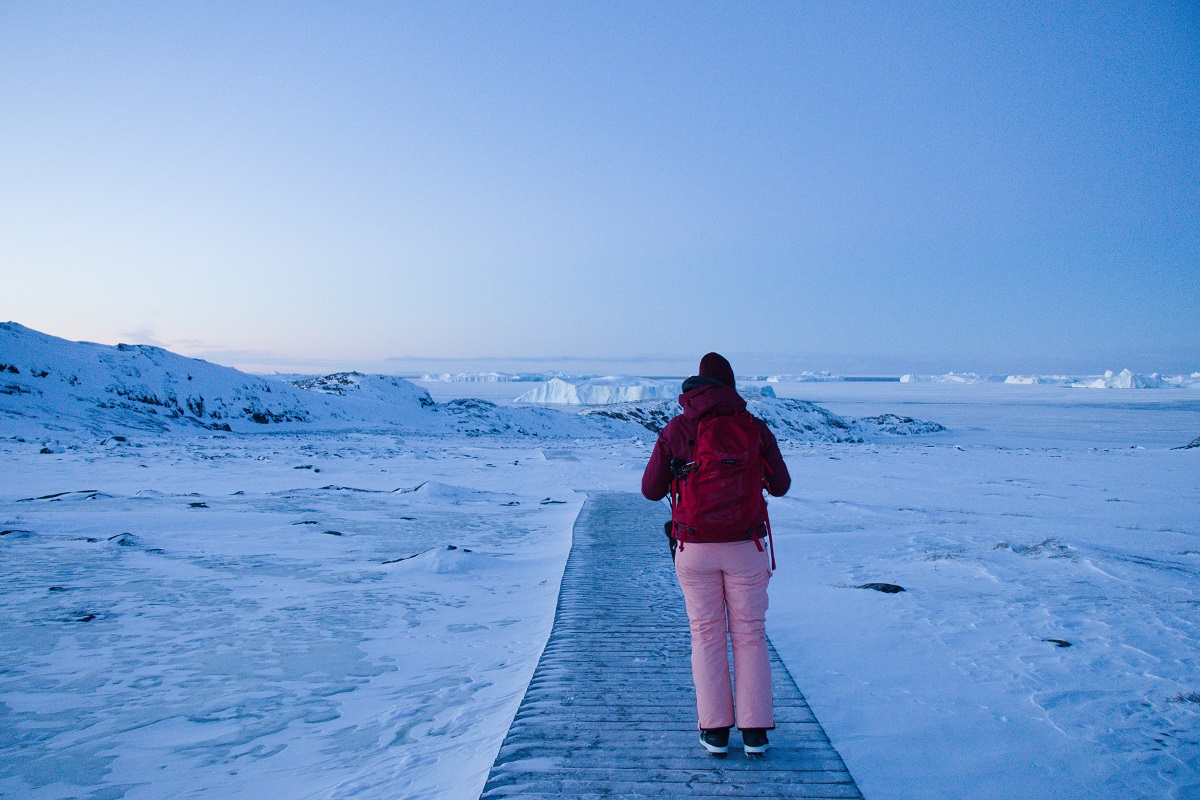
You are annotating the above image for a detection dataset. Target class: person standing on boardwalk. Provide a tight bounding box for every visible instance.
[641,352,791,758]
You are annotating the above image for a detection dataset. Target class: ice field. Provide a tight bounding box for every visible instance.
[2,325,1198,799]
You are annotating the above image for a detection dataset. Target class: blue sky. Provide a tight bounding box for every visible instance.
[1,2,1197,375]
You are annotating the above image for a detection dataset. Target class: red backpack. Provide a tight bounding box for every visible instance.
[669,407,776,568]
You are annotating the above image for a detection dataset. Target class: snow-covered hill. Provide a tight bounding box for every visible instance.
[0,322,329,436]
[0,324,639,441]
[580,397,946,442]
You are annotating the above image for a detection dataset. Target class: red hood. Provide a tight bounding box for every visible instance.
[679,383,746,421]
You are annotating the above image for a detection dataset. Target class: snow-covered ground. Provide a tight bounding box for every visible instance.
[0,433,600,800]
[2,327,1198,799]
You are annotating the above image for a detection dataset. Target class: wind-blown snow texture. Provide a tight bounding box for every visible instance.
[2,323,1198,800]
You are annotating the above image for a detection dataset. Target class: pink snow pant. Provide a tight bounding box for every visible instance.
[675,539,774,731]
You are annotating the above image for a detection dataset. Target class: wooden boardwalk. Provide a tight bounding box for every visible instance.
[479,492,863,799]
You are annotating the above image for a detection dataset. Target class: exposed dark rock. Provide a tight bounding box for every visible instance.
[245,407,307,424]
[859,582,905,593]
[1044,638,1073,648]
[581,401,678,433]
[1176,435,1200,450]
[23,490,99,501]
[1,529,35,538]
[39,447,53,454]
[322,530,343,536]
[859,414,947,435]
[188,502,208,508]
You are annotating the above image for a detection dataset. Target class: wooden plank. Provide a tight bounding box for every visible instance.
[478,492,863,800]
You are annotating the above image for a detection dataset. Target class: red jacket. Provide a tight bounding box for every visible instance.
[641,381,791,502]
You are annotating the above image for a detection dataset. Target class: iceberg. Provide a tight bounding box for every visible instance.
[516,376,679,405]
[1072,369,1165,389]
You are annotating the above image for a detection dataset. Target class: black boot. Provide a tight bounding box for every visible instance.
[699,727,730,757]
[742,728,769,757]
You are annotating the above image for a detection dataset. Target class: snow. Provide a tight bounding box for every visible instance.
[0,434,583,800]
[765,439,1200,800]
[3,323,1199,800]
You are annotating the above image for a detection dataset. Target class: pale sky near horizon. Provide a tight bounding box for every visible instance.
[1,2,1197,376]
